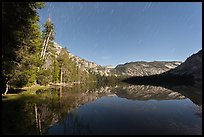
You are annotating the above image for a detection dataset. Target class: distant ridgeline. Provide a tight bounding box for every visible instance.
[123,50,202,86]
[111,61,182,77]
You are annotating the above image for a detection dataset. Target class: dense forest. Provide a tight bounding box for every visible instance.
[2,2,120,95]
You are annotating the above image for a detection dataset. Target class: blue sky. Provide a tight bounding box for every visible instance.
[38,2,202,67]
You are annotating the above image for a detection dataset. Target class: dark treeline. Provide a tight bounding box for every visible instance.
[122,73,195,86]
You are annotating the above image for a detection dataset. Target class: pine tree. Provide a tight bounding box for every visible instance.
[37,16,56,85]
[2,2,45,94]
[41,16,55,60]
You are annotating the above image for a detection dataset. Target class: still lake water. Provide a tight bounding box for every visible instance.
[2,83,202,135]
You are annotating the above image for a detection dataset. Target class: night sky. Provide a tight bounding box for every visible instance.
[38,2,202,67]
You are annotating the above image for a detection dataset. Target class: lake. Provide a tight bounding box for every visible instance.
[2,83,202,135]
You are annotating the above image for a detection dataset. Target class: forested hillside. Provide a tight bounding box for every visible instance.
[2,2,108,95]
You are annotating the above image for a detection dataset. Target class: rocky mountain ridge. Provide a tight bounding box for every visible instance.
[111,61,182,77]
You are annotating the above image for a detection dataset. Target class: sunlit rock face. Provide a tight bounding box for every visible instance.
[55,42,112,76]
[111,61,182,77]
[67,52,112,76]
[169,50,202,82]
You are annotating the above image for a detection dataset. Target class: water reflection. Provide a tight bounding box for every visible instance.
[48,98,202,135]
[2,83,202,135]
[46,84,201,135]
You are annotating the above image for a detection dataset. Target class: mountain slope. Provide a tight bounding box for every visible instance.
[111,61,182,77]
[168,50,202,81]
[66,50,112,76]
[40,42,112,84]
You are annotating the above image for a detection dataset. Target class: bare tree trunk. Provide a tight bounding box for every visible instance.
[60,67,63,85]
[34,104,42,135]
[59,85,62,106]
[3,82,9,95]
[34,104,38,129]
[42,29,53,59]
[38,113,42,135]
[40,38,47,58]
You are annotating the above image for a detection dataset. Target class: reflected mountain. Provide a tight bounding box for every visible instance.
[51,84,202,113]
[54,84,202,106]
[111,85,186,100]
[111,84,202,106]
